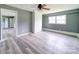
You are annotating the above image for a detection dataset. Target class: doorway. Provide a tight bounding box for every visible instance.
[1,8,17,41]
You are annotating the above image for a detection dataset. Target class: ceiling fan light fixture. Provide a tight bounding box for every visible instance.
[38,4,43,10]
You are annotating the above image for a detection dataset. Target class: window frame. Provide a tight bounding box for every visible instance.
[48,16,56,24]
[56,15,66,24]
[48,15,66,25]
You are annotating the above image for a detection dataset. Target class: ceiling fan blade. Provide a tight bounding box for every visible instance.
[42,8,50,10]
[42,4,47,6]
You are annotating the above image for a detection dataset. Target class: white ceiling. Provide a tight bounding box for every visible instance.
[7,4,79,14]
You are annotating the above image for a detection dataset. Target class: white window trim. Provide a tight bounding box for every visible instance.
[48,15,66,25]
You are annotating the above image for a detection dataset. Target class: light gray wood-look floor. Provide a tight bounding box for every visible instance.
[0,31,79,54]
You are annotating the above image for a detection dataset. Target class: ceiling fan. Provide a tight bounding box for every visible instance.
[38,4,50,10]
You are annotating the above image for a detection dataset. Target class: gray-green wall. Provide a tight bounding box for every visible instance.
[0,4,32,39]
[42,9,79,33]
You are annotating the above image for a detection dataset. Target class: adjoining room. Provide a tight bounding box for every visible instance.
[0,4,79,54]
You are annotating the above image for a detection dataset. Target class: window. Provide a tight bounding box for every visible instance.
[3,16,14,29]
[49,16,55,24]
[48,15,66,24]
[56,15,66,24]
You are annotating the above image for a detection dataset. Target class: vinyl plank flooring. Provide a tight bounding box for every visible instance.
[14,38,35,54]
[0,31,79,54]
[23,35,55,53]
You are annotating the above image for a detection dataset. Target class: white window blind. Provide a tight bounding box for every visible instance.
[48,15,66,24]
[48,16,55,24]
[56,15,66,24]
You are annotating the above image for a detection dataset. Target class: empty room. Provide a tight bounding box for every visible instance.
[0,4,79,54]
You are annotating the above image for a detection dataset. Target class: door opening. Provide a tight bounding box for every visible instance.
[1,8,17,41]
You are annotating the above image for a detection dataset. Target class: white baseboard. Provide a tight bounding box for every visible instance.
[77,34,79,38]
[0,32,31,43]
[0,39,7,43]
[43,28,79,38]
[16,32,31,37]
